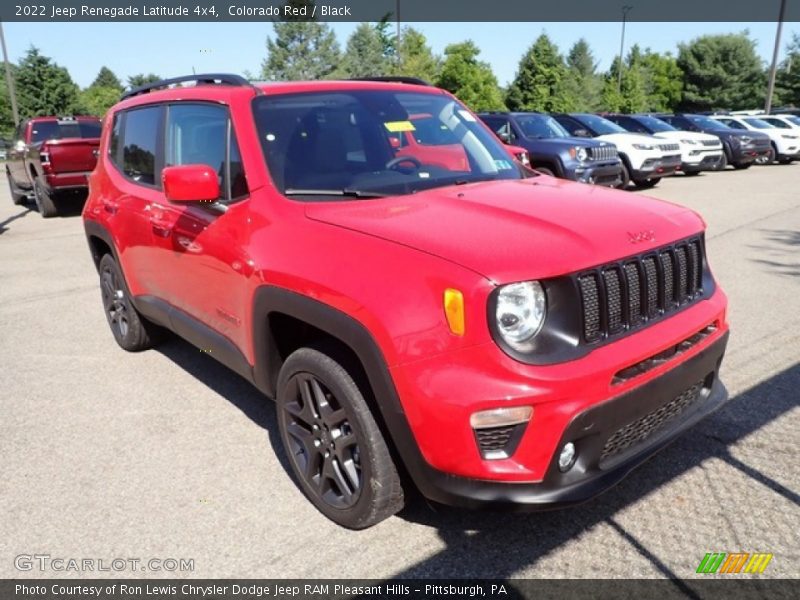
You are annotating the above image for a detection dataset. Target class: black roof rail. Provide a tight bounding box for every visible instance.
[121,73,255,100]
[348,76,432,86]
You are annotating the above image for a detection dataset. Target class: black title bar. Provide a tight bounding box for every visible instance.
[3,0,800,22]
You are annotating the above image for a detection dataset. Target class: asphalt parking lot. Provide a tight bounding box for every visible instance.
[1,166,798,580]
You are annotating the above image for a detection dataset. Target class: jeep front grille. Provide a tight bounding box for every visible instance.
[701,139,721,147]
[576,238,705,343]
[588,145,617,162]
[658,143,680,153]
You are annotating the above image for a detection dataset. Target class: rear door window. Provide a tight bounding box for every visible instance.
[121,106,163,186]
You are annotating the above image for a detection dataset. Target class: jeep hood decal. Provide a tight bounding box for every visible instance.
[305,178,703,283]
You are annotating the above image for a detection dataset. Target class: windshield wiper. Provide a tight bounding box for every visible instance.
[284,188,391,199]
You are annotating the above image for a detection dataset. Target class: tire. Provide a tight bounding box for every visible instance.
[6,168,27,206]
[33,178,58,218]
[755,145,776,165]
[718,151,729,170]
[276,345,404,529]
[98,254,162,352]
[616,161,631,190]
[777,157,794,165]
[732,162,752,170]
[535,167,555,177]
[683,170,701,176]
[633,178,660,189]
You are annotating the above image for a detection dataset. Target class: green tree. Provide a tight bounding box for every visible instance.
[342,23,390,78]
[127,73,161,89]
[260,1,341,81]
[90,67,123,92]
[436,41,505,111]
[393,27,440,82]
[15,47,81,118]
[602,54,647,113]
[776,33,800,107]
[640,50,683,112]
[677,32,766,111]
[79,85,120,117]
[506,34,574,112]
[0,64,18,140]
[564,38,602,111]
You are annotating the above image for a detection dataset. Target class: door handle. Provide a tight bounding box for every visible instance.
[150,217,172,237]
[102,199,119,214]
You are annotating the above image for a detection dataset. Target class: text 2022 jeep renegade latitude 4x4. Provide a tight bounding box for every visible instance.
[83,75,730,529]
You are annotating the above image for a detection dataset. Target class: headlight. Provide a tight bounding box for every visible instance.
[575,147,588,162]
[495,281,546,351]
[632,143,655,150]
[680,139,698,145]
[739,136,753,145]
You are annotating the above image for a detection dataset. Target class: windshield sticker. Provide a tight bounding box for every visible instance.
[384,121,416,133]
[494,159,514,170]
[458,110,477,122]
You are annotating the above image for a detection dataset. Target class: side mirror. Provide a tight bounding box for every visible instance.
[162,164,220,203]
[497,131,512,144]
[573,129,591,138]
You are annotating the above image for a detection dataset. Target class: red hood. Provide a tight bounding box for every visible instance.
[305,177,703,283]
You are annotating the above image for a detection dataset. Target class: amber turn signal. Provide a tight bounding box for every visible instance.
[443,288,465,336]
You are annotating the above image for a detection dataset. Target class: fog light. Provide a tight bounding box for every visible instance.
[558,442,577,472]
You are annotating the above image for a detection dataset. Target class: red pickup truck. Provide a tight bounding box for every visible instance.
[6,116,101,217]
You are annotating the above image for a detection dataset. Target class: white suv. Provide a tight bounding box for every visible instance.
[606,114,723,175]
[553,113,681,189]
[760,114,800,132]
[711,115,800,165]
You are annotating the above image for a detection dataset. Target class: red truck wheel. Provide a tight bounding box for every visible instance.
[33,178,58,218]
[6,168,27,206]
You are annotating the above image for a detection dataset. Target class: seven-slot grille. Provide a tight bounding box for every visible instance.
[588,145,617,162]
[577,238,705,343]
[701,139,721,147]
[658,143,680,153]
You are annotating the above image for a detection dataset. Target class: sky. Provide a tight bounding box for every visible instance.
[2,21,797,89]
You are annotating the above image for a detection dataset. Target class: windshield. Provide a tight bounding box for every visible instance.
[787,115,800,127]
[575,114,627,135]
[637,116,676,132]
[515,115,570,139]
[30,120,102,143]
[687,115,728,130]
[743,118,775,129]
[252,90,522,198]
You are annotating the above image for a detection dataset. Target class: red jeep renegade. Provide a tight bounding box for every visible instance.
[83,74,729,529]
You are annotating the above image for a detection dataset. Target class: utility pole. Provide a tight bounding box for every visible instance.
[765,0,787,114]
[617,5,632,94]
[0,21,20,127]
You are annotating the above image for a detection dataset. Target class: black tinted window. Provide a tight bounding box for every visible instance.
[109,114,121,162]
[30,120,101,143]
[122,107,162,185]
[554,116,582,135]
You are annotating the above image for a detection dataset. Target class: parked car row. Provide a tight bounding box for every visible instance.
[479,110,798,191]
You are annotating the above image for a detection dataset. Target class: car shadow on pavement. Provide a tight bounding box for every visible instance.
[751,229,800,278]
[0,206,34,234]
[154,334,797,580]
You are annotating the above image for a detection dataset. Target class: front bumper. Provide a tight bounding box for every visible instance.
[403,331,729,509]
[730,143,770,163]
[632,154,681,179]
[572,161,623,187]
[682,151,723,172]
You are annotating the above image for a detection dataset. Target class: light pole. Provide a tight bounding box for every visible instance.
[617,5,633,94]
[0,21,20,127]
[765,0,787,114]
